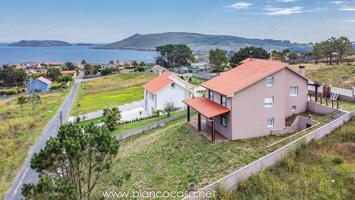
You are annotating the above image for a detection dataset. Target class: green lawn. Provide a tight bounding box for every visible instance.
[216,118,355,200]
[188,77,205,86]
[71,73,156,115]
[0,87,72,199]
[92,117,305,198]
[290,62,355,89]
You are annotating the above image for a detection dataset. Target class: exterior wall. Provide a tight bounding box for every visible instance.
[144,89,156,115]
[206,90,233,139]
[284,69,308,117]
[27,80,50,93]
[230,69,307,140]
[156,82,192,111]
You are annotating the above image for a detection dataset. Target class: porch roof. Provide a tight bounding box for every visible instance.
[183,97,230,118]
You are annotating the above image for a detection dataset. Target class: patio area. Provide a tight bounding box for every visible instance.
[188,119,227,142]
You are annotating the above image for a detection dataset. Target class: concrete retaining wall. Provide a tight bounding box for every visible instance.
[184,109,354,200]
[116,113,186,141]
[307,101,337,114]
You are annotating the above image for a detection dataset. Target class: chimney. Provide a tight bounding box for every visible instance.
[299,65,305,77]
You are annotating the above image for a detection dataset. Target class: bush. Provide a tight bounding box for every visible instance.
[5,89,17,95]
[58,75,73,83]
[101,67,115,76]
[136,66,145,72]
[332,156,344,164]
[0,90,6,95]
[50,83,66,90]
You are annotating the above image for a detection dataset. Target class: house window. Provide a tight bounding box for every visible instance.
[267,118,274,128]
[290,86,299,96]
[221,116,227,127]
[264,97,274,108]
[292,105,297,112]
[220,96,226,107]
[266,76,274,86]
[171,83,175,89]
[208,91,214,100]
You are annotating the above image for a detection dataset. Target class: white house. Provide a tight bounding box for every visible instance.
[151,65,167,74]
[143,71,194,115]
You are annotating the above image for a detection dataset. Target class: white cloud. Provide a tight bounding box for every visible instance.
[264,6,304,15]
[331,1,345,5]
[275,0,297,2]
[340,19,355,22]
[340,6,355,11]
[227,2,253,9]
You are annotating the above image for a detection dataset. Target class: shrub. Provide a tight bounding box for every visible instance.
[6,89,17,95]
[50,83,66,90]
[0,90,6,95]
[332,156,344,164]
[136,66,145,72]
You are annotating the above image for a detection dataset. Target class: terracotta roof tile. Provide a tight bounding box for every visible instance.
[36,76,52,85]
[143,72,173,94]
[202,59,291,97]
[184,97,230,118]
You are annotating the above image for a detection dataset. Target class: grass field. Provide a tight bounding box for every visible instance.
[290,62,355,89]
[0,88,71,199]
[216,118,355,200]
[91,115,326,198]
[71,73,156,115]
[188,77,205,86]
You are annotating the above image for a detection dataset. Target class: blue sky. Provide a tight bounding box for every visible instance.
[0,0,354,43]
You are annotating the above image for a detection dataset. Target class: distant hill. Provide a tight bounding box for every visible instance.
[97,32,311,52]
[9,40,72,47]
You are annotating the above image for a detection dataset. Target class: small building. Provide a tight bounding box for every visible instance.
[62,70,77,77]
[27,76,52,93]
[143,71,194,115]
[184,59,308,141]
[151,65,167,74]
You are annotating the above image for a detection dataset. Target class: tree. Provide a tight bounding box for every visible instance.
[164,102,175,117]
[46,68,62,82]
[209,49,228,73]
[22,123,119,200]
[103,107,121,131]
[63,62,77,71]
[17,95,27,112]
[312,42,326,64]
[81,59,87,65]
[156,44,193,68]
[334,36,352,63]
[0,65,27,87]
[230,46,270,67]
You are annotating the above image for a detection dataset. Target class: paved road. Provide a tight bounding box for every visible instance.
[6,79,81,200]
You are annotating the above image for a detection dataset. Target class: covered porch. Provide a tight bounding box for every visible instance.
[183,98,230,142]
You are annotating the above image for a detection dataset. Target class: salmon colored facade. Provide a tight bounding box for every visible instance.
[185,59,308,140]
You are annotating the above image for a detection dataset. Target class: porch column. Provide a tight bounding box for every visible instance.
[187,106,190,122]
[198,113,201,131]
[211,118,215,142]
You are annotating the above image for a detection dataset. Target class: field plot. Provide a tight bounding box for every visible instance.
[290,63,355,89]
[91,112,331,198]
[0,90,71,199]
[217,118,355,200]
[71,73,156,115]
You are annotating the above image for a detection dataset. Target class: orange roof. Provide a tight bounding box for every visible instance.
[36,76,52,85]
[184,98,230,118]
[62,70,76,75]
[143,72,173,94]
[202,59,302,97]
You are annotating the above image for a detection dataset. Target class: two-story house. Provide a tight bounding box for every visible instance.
[143,71,194,115]
[184,59,308,141]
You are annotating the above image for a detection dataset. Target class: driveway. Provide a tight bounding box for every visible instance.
[6,79,81,200]
[69,100,150,123]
